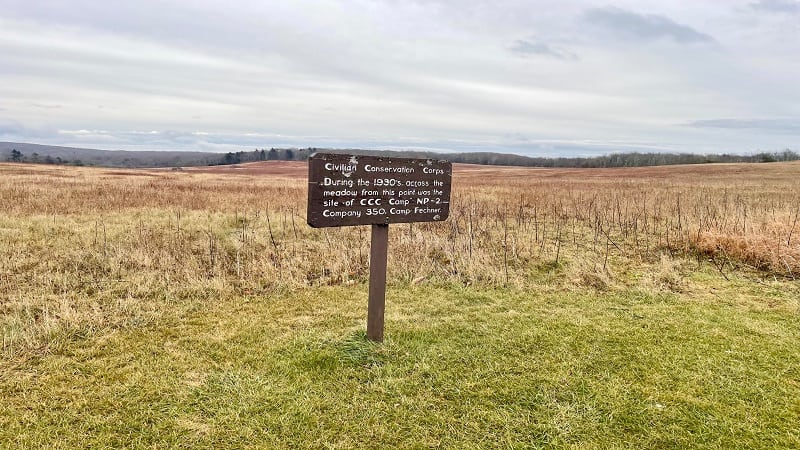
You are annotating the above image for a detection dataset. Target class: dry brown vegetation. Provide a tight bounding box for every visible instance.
[1,161,799,356]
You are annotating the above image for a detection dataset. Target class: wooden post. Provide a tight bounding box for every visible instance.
[367,223,389,341]
[307,153,452,342]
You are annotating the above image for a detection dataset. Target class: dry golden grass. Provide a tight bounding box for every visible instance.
[1,161,799,357]
[452,161,800,277]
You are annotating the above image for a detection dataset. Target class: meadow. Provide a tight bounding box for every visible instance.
[1,161,799,448]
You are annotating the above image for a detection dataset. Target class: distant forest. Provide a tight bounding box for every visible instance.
[2,142,799,169]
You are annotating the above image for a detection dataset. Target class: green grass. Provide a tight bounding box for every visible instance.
[2,279,799,449]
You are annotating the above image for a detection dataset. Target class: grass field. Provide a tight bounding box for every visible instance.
[1,161,799,448]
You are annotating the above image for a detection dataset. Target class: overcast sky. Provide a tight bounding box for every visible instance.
[1,0,798,156]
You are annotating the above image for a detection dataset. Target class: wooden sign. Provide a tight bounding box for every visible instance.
[306,153,453,342]
[307,153,451,228]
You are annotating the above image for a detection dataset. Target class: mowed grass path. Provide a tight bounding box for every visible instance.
[2,278,799,448]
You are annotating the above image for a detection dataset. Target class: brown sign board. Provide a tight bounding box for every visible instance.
[307,153,452,228]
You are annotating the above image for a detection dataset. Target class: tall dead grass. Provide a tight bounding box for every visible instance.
[1,162,799,355]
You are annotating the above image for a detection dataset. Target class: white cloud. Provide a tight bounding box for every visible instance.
[0,0,797,156]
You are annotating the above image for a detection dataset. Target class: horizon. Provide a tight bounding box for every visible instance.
[4,140,796,161]
[1,1,799,156]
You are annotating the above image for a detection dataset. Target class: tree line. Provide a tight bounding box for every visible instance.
[5,146,799,169]
[220,148,315,164]
[308,148,800,168]
[6,149,80,165]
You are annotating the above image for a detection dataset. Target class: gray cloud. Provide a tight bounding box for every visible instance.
[584,7,715,44]
[509,39,578,60]
[750,0,800,13]
[0,119,24,136]
[0,1,797,156]
[685,118,800,133]
[0,118,58,140]
[30,103,63,110]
